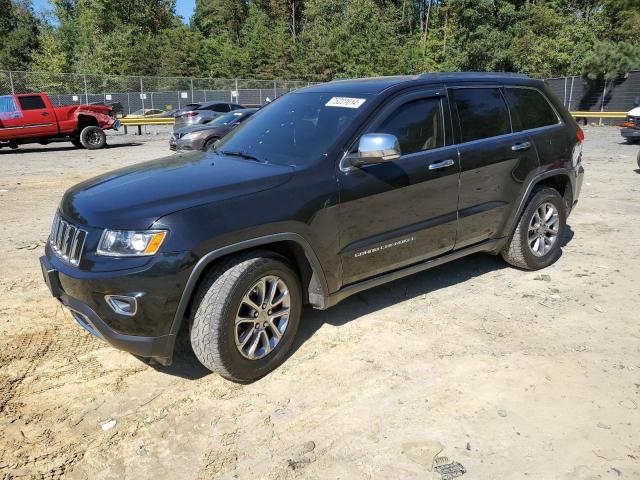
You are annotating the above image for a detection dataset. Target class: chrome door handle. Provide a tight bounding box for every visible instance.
[428,159,455,170]
[511,141,531,151]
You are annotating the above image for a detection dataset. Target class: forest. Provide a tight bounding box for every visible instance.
[0,0,638,81]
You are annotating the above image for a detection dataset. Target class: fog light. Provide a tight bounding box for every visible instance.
[105,295,138,316]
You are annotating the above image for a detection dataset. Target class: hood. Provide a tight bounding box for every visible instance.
[628,107,640,117]
[60,152,294,229]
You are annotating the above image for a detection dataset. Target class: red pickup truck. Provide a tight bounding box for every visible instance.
[0,93,119,150]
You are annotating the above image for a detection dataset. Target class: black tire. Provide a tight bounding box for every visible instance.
[71,139,84,149]
[637,150,640,170]
[79,126,106,150]
[190,251,302,382]
[501,187,567,270]
[202,137,219,152]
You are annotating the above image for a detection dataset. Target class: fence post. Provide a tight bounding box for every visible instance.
[190,78,194,102]
[563,76,567,107]
[9,71,15,95]
[83,75,89,104]
[273,80,277,100]
[599,79,607,126]
[140,76,146,112]
[568,76,574,112]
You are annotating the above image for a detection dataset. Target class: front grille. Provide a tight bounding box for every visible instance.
[50,214,87,266]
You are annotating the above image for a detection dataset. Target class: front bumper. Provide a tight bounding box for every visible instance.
[40,250,192,365]
[169,135,202,152]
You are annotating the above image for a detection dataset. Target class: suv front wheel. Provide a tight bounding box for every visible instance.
[190,252,302,382]
[501,186,567,270]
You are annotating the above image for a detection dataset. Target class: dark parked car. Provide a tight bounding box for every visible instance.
[40,73,584,382]
[172,103,201,118]
[174,101,245,130]
[621,100,640,144]
[170,108,257,151]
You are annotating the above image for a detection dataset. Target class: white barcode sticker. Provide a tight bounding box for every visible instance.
[325,97,366,109]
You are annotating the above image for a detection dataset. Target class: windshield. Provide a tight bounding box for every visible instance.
[208,112,244,126]
[213,92,372,166]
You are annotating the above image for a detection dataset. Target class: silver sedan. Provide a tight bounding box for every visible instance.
[170,109,257,152]
[173,101,245,130]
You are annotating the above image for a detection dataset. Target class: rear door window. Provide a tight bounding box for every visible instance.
[504,88,559,131]
[453,88,511,142]
[377,97,444,155]
[17,95,47,111]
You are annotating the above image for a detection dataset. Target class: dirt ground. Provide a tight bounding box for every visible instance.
[0,126,639,480]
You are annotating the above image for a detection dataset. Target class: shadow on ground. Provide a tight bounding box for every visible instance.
[154,226,575,381]
[0,142,142,154]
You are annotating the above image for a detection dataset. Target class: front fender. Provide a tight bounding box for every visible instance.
[165,232,329,348]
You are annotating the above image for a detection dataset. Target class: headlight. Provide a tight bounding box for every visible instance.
[97,230,167,257]
[182,131,205,141]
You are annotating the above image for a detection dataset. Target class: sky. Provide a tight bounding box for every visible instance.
[31,0,196,23]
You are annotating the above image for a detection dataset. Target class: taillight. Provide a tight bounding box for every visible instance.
[576,128,584,144]
[183,111,198,117]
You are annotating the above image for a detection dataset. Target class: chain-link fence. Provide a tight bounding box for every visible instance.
[545,70,640,124]
[2,69,639,122]
[0,71,317,115]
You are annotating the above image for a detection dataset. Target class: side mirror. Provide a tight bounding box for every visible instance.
[347,133,401,167]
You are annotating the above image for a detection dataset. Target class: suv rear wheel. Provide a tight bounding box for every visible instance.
[190,252,302,382]
[501,187,566,270]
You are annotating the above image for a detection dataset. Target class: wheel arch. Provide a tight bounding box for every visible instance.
[203,135,219,149]
[76,114,100,133]
[534,173,573,213]
[502,168,574,242]
[168,233,329,342]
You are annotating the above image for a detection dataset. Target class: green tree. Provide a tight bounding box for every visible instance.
[0,0,39,71]
[29,27,68,73]
[193,0,246,40]
[582,40,640,81]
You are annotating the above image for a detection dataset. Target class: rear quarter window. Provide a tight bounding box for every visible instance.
[504,88,559,131]
[209,104,231,112]
[453,88,511,142]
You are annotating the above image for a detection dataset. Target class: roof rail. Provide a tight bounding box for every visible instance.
[417,71,531,79]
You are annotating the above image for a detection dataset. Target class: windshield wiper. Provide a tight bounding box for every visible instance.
[216,149,262,162]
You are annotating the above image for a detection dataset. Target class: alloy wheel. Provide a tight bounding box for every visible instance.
[527,202,559,256]
[234,275,291,360]
[87,131,101,145]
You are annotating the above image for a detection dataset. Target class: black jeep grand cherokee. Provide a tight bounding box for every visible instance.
[41,73,584,381]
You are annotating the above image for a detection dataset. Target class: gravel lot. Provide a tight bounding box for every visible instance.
[0,127,639,480]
